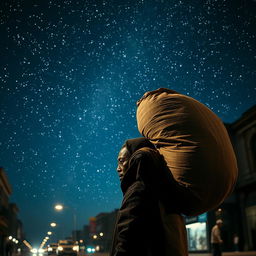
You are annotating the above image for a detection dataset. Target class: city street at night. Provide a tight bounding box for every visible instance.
[1,0,256,256]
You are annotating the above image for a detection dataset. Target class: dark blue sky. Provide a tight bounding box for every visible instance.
[1,0,256,248]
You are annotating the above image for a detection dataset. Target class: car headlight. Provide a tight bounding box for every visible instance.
[87,247,95,253]
[48,247,53,252]
[58,246,63,251]
[31,248,38,253]
[73,246,79,251]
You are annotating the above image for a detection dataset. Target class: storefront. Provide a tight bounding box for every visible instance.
[245,205,256,250]
[185,213,209,253]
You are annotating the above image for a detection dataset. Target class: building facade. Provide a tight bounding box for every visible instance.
[0,167,12,256]
[94,210,118,252]
[0,167,25,256]
[228,105,256,251]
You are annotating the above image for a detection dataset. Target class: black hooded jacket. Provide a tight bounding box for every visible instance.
[110,138,188,256]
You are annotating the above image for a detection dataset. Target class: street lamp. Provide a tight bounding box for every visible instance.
[54,204,77,242]
[55,204,64,211]
[50,222,57,227]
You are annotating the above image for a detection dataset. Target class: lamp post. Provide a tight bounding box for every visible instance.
[54,204,77,242]
[39,232,52,251]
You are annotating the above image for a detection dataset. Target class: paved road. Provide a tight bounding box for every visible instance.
[92,252,256,256]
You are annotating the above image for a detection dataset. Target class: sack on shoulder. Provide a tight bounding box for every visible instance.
[136,88,238,216]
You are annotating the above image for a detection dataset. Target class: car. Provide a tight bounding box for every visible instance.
[31,248,46,256]
[47,243,58,255]
[57,240,79,256]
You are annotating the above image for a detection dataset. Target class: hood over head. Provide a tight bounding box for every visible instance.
[120,137,160,193]
[122,137,155,156]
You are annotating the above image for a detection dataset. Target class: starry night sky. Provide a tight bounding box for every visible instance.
[1,0,256,247]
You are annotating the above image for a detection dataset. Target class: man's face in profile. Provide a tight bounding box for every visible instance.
[117,146,130,181]
[217,222,223,228]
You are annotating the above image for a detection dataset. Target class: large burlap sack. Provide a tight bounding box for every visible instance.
[136,88,238,216]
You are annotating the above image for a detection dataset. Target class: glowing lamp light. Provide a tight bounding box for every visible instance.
[50,222,57,227]
[54,204,64,211]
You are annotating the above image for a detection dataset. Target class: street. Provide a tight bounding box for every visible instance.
[19,251,256,256]
[91,252,256,256]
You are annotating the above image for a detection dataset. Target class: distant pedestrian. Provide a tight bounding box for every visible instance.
[233,233,239,252]
[211,219,223,256]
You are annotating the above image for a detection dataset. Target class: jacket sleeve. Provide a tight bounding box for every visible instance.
[113,180,150,256]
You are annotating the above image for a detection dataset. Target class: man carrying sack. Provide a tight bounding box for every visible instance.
[111,88,237,256]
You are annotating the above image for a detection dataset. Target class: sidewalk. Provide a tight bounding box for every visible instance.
[189,252,256,256]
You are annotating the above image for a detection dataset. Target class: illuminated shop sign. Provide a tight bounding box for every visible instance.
[185,213,207,224]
